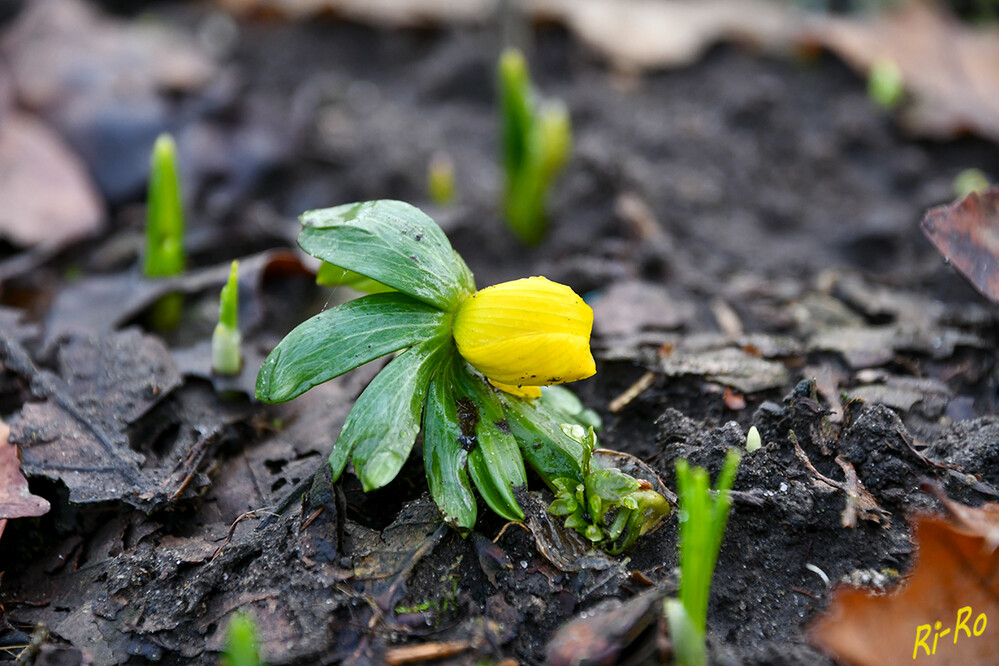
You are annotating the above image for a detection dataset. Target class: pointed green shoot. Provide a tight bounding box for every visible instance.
[213,260,242,376]
[144,133,186,278]
[499,48,532,183]
[223,611,262,666]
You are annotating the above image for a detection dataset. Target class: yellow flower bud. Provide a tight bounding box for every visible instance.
[453,276,596,394]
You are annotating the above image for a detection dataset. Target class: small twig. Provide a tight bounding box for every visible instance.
[212,508,276,561]
[609,370,656,413]
[728,489,769,507]
[367,524,449,628]
[384,641,473,665]
[300,507,324,531]
[791,586,820,600]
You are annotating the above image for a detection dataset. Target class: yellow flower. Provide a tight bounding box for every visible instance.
[453,276,595,398]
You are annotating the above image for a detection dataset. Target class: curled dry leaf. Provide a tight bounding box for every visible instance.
[0,112,103,248]
[810,502,999,666]
[921,186,999,303]
[0,420,50,520]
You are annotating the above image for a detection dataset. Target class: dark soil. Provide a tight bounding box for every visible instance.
[3,3,999,665]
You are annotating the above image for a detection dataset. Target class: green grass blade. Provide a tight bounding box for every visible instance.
[299,200,472,311]
[256,293,451,403]
[664,599,706,666]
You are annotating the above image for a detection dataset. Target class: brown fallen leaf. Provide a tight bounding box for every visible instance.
[810,501,999,665]
[921,186,999,303]
[1,0,218,201]
[217,0,495,25]
[810,2,999,143]
[0,420,50,520]
[219,0,797,70]
[531,0,798,72]
[2,0,215,111]
[0,112,103,248]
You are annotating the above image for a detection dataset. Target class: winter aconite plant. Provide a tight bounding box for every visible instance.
[256,200,667,537]
[548,425,671,555]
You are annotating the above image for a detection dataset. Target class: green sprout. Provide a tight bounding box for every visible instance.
[665,450,741,666]
[952,168,991,199]
[499,48,572,245]
[222,611,262,666]
[212,260,242,375]
[427,151,456,206]
[256,200,668,545]
[745,425,761,452]
[867,58,904,110]
[548,424,671,555]
[144,133,186,330]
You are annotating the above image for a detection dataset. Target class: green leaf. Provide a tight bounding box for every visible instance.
[316,261,395,294]
[299,200,474,311]
[455,365,527,522]
[539,385,602,430]
[548,494,577,516]
[587,468,640,503]
[344,339,449,491]
[423,357,477,530]
[256,293,451,404]
[498,392,585,487]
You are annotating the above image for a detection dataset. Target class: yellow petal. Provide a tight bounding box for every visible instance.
[488,379,542,399]
[453,276,595,387]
